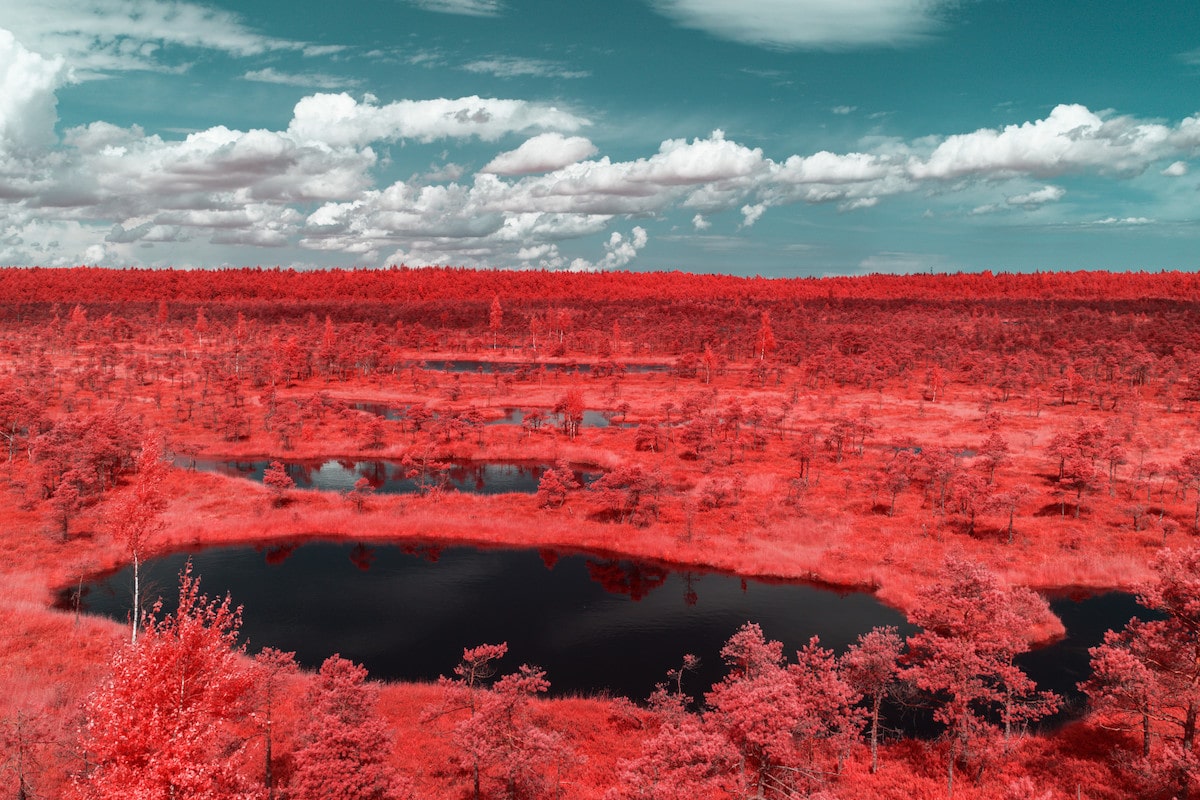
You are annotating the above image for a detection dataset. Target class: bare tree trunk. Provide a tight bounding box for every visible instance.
[131,552,140,645]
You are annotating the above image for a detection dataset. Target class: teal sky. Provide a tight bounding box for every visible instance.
[1,0,1198,275]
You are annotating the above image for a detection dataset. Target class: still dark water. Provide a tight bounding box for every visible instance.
[350,404,629,429]
[400,360,670,374]
[174,458,601,494]
[63,542,1141,709]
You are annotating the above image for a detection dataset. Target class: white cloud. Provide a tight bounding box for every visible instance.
[1091,216,1154,226]
[4,67,1200,271]
[1163,160,1189,177]
[476,130,769,217]
[418,162,467,183]
[243,67,358,90]
[0,1,313,75]
[568,226,648,271]
[0,28,67,152]
[651,0,952,49]
[461,57,590,80]
[406,0,502,15]
[1006,184,1065,207]
[481,133,598,175]
[832,105,857,115]
[909,104,1200,180]
[740,202,766,227]
[66,122,377,206]
[287,93,589,147]
[838,196,879,211]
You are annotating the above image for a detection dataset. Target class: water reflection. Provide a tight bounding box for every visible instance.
[174,457,601,494]
[66,541,914,701]
[64,541,1144,719]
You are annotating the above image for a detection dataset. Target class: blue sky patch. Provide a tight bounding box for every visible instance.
[0,0,1197,274]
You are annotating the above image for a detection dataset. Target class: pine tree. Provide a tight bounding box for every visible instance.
[289,655,401,800]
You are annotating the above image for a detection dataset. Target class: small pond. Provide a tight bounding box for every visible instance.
[399,360,669,374]
[62,542,1141,713]
[174,458,601,494]
[487,408,634,429]
[350,404,631,429]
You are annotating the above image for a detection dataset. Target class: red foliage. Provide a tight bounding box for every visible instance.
[290,655,403,800]
[262,461,294,507]
[71,564,259,800]
[704,623,861,798]
[1082,547,1200,798]
[842,626,904,774]
[425,643,567,800]
[107,440,169,642]
[904,558,1060,794]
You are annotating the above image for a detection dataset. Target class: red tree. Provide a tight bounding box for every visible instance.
[71,564,258,800]
[591,464,663,526]
[452,663,564,800]
[704,623,861,798]
[107,440,169,644]
[554,389,585,440]
[1082,547,1200,797]
[610,707,734,800]
[841,626,904,773]
[489,295,503,349]
[263,461,294,507]
[290,655,401,800]
[905,558,1059,795]
[423,642,509,800]
[252,648,299,800]
[535,462,577,509]
[755,311,776,361]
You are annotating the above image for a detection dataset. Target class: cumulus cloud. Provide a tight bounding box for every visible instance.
[651,0,952,49]
[481,133,598,175]
[474,130,770,217]
[66,122,377,205]
[1006,184,1065,207]
[1163,160,1189,177]
[287,93,589,147]
[740,202,766,227]
[0,28,68,151]
[909,104,1200,180]
[4,63,1200,272]
[569,226,648,271]
[0,1,315,75]
[419,162,466,183]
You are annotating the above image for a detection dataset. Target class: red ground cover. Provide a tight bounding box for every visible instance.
[2,266,1194,798]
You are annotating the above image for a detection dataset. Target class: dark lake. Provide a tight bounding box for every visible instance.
[173,458,602,494]
[487,408,633,429]
[62,542,1140,712]
[400,360,669,375]
[350,404,630,429]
